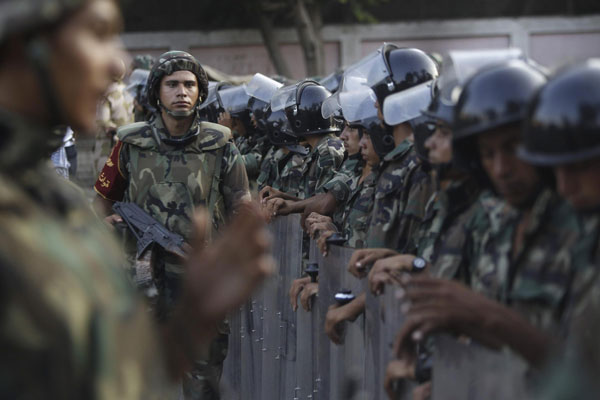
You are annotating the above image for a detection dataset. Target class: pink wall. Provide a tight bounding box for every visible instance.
[530,31,600,68]
[361,36,510,57]
[189,42,340,79]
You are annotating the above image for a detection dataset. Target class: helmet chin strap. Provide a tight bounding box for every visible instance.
[158,100,198,120]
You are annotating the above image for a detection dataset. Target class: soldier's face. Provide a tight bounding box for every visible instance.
[159,70,199,113]
[340,124,361,156]
[425,124,452,164]
[48,0,124,133]
[360,132,380,167]
[478,126,541,208]
[555,158,600,211]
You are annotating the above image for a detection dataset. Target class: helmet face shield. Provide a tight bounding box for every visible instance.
[271,85,297,112]
[245,73,283,104]
[339,89,378,124]
[383,80,434,126]
[219,85,250,117]
[344,48,391,91]
[126,69,150,97]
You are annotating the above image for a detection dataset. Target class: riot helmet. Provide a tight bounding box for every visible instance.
[246,73,283,133]
[519,59,600,166]
[452,59,547,172]
[264,106,308,155]
[340,89,395,158]
[218,84,252,128]
[319,69,344,93]
[382,80,435,126]
[147,51,209,120]
[370,47,439,106]
[452,59,547,140]
[198,81,232,123]
[272,80,340,138]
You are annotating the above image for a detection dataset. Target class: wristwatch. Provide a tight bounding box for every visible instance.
[411,256,427,273]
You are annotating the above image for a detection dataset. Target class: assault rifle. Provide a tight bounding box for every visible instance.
[112,202,187,259]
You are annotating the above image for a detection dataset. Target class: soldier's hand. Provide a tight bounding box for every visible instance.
[299,282,318,311]
[317,230,334,256]
[217,111,233,129]
[368,254,417,295]
[304,212,332,231]
[325,304,345,345]
[393,275,504,361]
[412,382,432,400]
[265,197,287,218]
[259,185,285,203]
[307,221,337,240]
[289,276,311,312]
[103,213,123,229]
[347,248,398,278]
[300,192,337,228]
[384,359,416,400]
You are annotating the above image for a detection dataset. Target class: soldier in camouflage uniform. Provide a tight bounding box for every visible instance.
[393,60,585,377]
[95,58,134,174]
[0,1,271,399]
[95,51,250,399]
[261,80,344,212]
[517,60,600,399]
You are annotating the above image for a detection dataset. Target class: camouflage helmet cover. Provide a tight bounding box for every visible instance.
[147,50,209,110]
[0,0,88,43]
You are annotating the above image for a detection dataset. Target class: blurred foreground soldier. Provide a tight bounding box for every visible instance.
[0,1,271,399]
[518,59,600,399]
[94,50,250,399]
[95,56,134,172]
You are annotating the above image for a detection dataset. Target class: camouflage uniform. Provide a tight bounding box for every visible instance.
[414,175,481,274]
[95,114,249,399]
[337,169,379,249]
[256,145,284,190]
[95,81,134,174]
[0,108,177,399]
[463,189,581,333]
[366,139,435,253]
[282,134,344,199]
[322,153,363,205]
[274,150,308,196]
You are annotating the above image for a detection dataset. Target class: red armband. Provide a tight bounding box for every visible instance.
[94,140,128,202]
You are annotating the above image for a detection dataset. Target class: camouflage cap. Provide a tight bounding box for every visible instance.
[0,0,88,43]
[132,54,155,71]
[147,51,209,109]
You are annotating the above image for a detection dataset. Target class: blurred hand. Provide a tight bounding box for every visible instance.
[289,276,311,312]
[384,359,416,400]
[368,254,416,295]
[299,282,318,311]
[316,230,334,256]
[347,248,398,279]
[103,213,123,229]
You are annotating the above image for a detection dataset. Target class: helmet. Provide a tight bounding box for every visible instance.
[421,80,456,126]
[452,59,546,140]
[198,81,232,123]
[246,73,283,134]
[264,107,308,155]
[371,47,439,106]
[0,0,89,43]
[339,88,395,158]
[319,69,344,93]
[519,59,600,165]
[452,59,547,173]
[272,80,340,138]
[218,84,251,128]
[147,51,209,119]
[410,116,437,162]
[383,80,435,126]
[132,54,155,71]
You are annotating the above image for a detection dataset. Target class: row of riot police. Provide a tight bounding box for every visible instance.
[145,44,600,399]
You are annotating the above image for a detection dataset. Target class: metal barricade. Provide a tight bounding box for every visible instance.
[432,335,530,400]
[224,218,532,400]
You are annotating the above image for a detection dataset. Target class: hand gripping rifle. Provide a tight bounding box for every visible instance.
[112,202,187,259]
